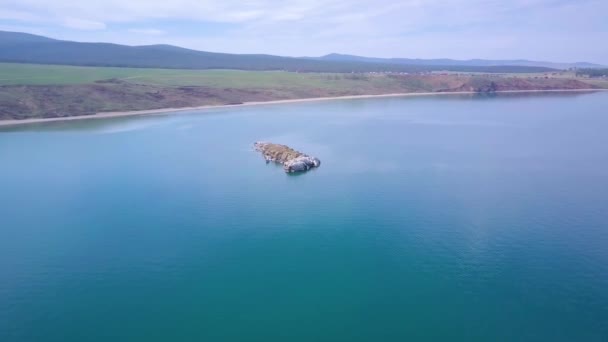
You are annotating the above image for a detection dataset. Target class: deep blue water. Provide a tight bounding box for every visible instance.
[1,92,608,341]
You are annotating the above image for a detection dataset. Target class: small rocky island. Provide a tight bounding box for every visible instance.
[254,142,321,173]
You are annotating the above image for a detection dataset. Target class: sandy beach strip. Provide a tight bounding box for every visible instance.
[0,88,605,127]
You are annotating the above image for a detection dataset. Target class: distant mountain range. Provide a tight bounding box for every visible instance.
[0,31,602,73]
[312,53,604,70]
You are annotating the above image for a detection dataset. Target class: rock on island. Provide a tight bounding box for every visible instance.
[254,142,321,173]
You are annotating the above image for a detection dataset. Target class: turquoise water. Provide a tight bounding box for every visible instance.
[1,92,608,341]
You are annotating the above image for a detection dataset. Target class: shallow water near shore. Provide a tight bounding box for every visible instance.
[1,92,608,341]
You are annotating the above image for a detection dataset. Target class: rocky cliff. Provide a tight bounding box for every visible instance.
[254,142,321,173]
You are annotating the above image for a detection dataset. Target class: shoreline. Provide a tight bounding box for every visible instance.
[1,88,606,127]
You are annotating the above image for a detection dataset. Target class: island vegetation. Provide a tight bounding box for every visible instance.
[254,142,321,173]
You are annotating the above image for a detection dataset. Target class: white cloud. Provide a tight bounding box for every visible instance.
[63,18,106,30]
[128,28,166,35]
[3,0,604,30]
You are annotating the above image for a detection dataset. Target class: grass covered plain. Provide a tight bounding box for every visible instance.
[0,63,603,121]
[0,63,417,91]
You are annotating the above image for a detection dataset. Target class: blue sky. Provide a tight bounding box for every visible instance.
[0,0,606,63]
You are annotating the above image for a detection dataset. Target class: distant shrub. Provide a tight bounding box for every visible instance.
[576,69,608,77]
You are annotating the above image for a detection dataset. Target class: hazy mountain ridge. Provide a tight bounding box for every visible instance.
[315,53,604,70]
[0,31,562,73]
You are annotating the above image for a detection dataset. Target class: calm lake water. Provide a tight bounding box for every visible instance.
[1,92,608,341]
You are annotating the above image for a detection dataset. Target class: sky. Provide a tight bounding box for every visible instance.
[0,0,607,63]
